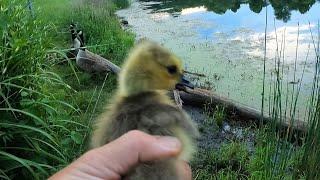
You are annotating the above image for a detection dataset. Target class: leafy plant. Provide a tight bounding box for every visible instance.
[192,141,249,179]
[214,105,226,128]
[0,0,133,179]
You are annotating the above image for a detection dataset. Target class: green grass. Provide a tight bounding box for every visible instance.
[255,20,320,179]
[1,0,320,179]
[202,103,226,127]
[191,128,307,179]
[0,0,134,179]
[191,19,320,180]
[192,141,249,179]
[213,105,226,128]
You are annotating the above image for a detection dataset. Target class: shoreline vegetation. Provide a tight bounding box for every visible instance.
[1,0,319,179]
[1,0,134,179]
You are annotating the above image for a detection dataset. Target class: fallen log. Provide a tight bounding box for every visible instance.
[74,49,307,132]
[178,88,307,132]
[76,49,121,73]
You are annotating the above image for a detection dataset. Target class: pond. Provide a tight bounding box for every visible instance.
[116,0,320,120]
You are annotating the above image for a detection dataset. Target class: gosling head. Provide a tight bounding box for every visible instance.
[119,40,189,96]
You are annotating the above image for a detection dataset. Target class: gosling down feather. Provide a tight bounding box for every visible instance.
[90,40,199,180]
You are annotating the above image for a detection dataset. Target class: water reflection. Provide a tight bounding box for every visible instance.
[116,0,319,119]
[140,0,320,22]
[248,23,316,64]
[181,6,207,15]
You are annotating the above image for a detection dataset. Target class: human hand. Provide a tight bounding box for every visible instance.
[49,130,192,180]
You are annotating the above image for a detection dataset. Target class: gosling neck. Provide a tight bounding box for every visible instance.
[118,73,152,97]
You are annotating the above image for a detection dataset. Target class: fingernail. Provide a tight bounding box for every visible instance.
[156,136,181,152]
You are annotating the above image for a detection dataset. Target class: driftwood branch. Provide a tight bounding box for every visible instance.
[178,88,307,132]
[76,49,120,73]
[73,49,307,132]
[173,90,183,109]
[183,70,206,77]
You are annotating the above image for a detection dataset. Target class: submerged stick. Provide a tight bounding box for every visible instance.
[173,90,183,109]
[183,70,206,77]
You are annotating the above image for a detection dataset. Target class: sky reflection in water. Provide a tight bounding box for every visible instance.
[149,2,320,63]
[117,0,320,119]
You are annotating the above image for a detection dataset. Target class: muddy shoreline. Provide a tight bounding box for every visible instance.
[184,105,256,152]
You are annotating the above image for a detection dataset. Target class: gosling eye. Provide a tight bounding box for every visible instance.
[167,65,177,74]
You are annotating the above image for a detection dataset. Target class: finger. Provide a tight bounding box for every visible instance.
[91,130,182,176]
[49,130,182,180]
[176,161,192,180]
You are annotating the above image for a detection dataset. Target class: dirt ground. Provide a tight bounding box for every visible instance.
[184,105,256,153]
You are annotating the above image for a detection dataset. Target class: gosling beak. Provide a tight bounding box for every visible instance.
[175,75,194,91]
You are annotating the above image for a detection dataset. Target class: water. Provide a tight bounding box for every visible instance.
[117,0,320,120]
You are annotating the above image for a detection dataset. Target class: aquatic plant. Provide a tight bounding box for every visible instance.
[257,9,320,178]
[0,0,133,178]
[192,4,320,179]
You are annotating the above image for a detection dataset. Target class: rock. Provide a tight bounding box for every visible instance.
[233,129,243,140]
[121,19,129,25]
[223,122,231,132]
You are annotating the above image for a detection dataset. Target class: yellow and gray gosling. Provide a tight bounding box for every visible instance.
[90,40,199,180]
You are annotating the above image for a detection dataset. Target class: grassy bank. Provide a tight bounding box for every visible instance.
[0,0,134,179]
[1,0,320,179]
[191,20,320,180]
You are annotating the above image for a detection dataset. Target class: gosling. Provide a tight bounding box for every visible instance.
[90,40,199,180]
